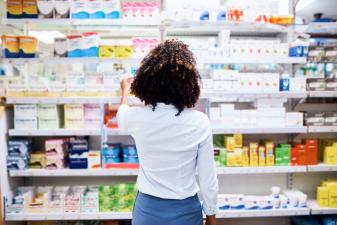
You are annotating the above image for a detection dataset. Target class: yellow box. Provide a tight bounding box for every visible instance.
[29,152,46,168]
[64,104,84,118]
[329,183,337,207]
[234,133,242,148]
[7,0,23,17]
[227,148,242,167]
[2,35,19,56]
[258,146,266,166]
[23,0,38,17]
[227,151,236,167]
[65,118,84,129]
[115,46,133,58]
[225,136,235,151]
[19,36,38,55]
[317,186,329,207]
[249,142,258,166]
[265,142,275,166]
[99,45,115,58]
[324,146,337,165]
[242,146,249,167]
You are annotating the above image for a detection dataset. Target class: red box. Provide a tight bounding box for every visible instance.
[306,145,318,165]
[291,147,299,166]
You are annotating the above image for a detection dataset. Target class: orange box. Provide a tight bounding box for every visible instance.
[291,147,299,166]
[306,145,318,165]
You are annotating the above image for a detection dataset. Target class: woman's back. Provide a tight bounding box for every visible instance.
[118,103,210,199]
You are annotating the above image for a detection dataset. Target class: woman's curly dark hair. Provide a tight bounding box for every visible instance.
[131,39,201,116]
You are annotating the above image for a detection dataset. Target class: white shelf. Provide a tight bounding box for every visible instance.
[307,164,337,172]
[217,166,306,175]
[212,127,307,134]
[2,18,160,26]
[308,126,337,133]
[308,200,337,215]
[217,208,310,218]
[199,56,307,64]
[6,96,142,104]
[5,212,133,221]
[5,208,310,221]
[203,91,308,99]
[8,129,101,136]
[166,21,290,35]
[9,168,139,177]
[309,91,337,98]
[0,57,141,65]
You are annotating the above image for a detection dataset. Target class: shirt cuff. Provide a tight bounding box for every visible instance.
[202,204,217,216]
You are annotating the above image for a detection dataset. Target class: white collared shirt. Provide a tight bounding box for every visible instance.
[117,103,218,215]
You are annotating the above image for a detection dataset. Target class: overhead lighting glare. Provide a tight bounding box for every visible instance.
[296,0,315,11]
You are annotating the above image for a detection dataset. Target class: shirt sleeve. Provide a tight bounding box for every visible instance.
[197,122,219,216]
[116,104,130,130]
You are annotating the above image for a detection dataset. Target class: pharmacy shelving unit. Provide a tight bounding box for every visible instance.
[308,200,337,215]
[1,3,337,225]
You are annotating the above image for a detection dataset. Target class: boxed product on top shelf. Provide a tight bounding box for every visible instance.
[317,179,337,207]
[305,111,337,126]
[308,38,337,63]
[6,183,137,214]
[213,134,318,167]
[321,140,337,165]
[202,70,307,93]
[209,100,304,128]
[166,1,293,24]
[180,34,308,63]
[218,186,307,210]
[6,137,139,170]
[13,104,101,130]
[6,0,160,20]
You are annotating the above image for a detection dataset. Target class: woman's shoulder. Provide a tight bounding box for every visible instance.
[183,109,210,126]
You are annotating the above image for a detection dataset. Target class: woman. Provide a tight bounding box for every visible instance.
[117,40,218,225]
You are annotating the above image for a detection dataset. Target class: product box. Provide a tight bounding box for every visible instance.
[8,139,32,156]
[18,36,38,58]
[7,156,28,170]
[54,37,67,57]
[291,147,299,166]
[67,35,83,57]
[242,146,249,167]
[325,112,337,126]
[103,0,120,19]
[225,136,235,151]
[87,0,104,18]
[82,32,100,57]
[326,79,337,91]
[64,186,86,213]
[265,142,275,166]
[15,118,38,130]
[286,112,303,127]
[324,146,337,165]
[114,40,133,58]
[317,186,329,207]
[54,0,70,18]
[22,0,38,18]
[64,104,84,128]
[49,186,68,213]
[88,151,101,169]
[81,186,99,213]
[29,152,46,168]
[70,0,88,18]
[233,134,242,148]
[249,142,258,166]
[307,78,327,91]
[258,146,266,166]
[99,40,115,58]
[290,77,307,92]
[305,112,325,126]
[26,186,53,213]
[45,138,67,157]
[7,0,23,18]
[46,155,65,169]
[15,104,37,119]
[37,0,54,18]
[2,35,19,58]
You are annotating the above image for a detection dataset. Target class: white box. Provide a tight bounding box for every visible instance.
[15,118,38,130]
[257,107,286,117]
[262,73,280,93]
[220,104,236,117]
[286,112,303,127]
[38,104,60,119]
[15,105,37,119]
[256,117,285,128]
[88,151,101,169]
[256,98,285,108]
[202,79,214,89]
[290,77,307,92]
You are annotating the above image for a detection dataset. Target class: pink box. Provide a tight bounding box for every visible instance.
[84,104,101,119]
[84,118,101,129]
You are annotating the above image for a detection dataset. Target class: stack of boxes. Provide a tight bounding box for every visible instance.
[84,104,101,129]
[215,135,319,167]
[101,143,139,168]
[45,139,68,169]
[64,186,86,213]
[37,104,62,129]
[29,151,46,168]
[7,140,31,170]
[305,112,337,126]
[317,180,337,207]
[68,139,89,169]
[210,101,304,129]
[81,186,99,213]
[322,140,337,165]
[64,104,84,129]
[99,184,137,212]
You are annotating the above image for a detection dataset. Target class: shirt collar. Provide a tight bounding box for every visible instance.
[156,103,175,109]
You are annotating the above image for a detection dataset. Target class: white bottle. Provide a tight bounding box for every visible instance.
[54,0,70,18]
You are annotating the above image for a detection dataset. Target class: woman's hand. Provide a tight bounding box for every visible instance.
[120,77,134,105]
[205,215,216,225]
[120,77,134,96]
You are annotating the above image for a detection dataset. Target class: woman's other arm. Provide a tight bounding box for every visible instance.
[197,123,218,225]
[120,77,134,105]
